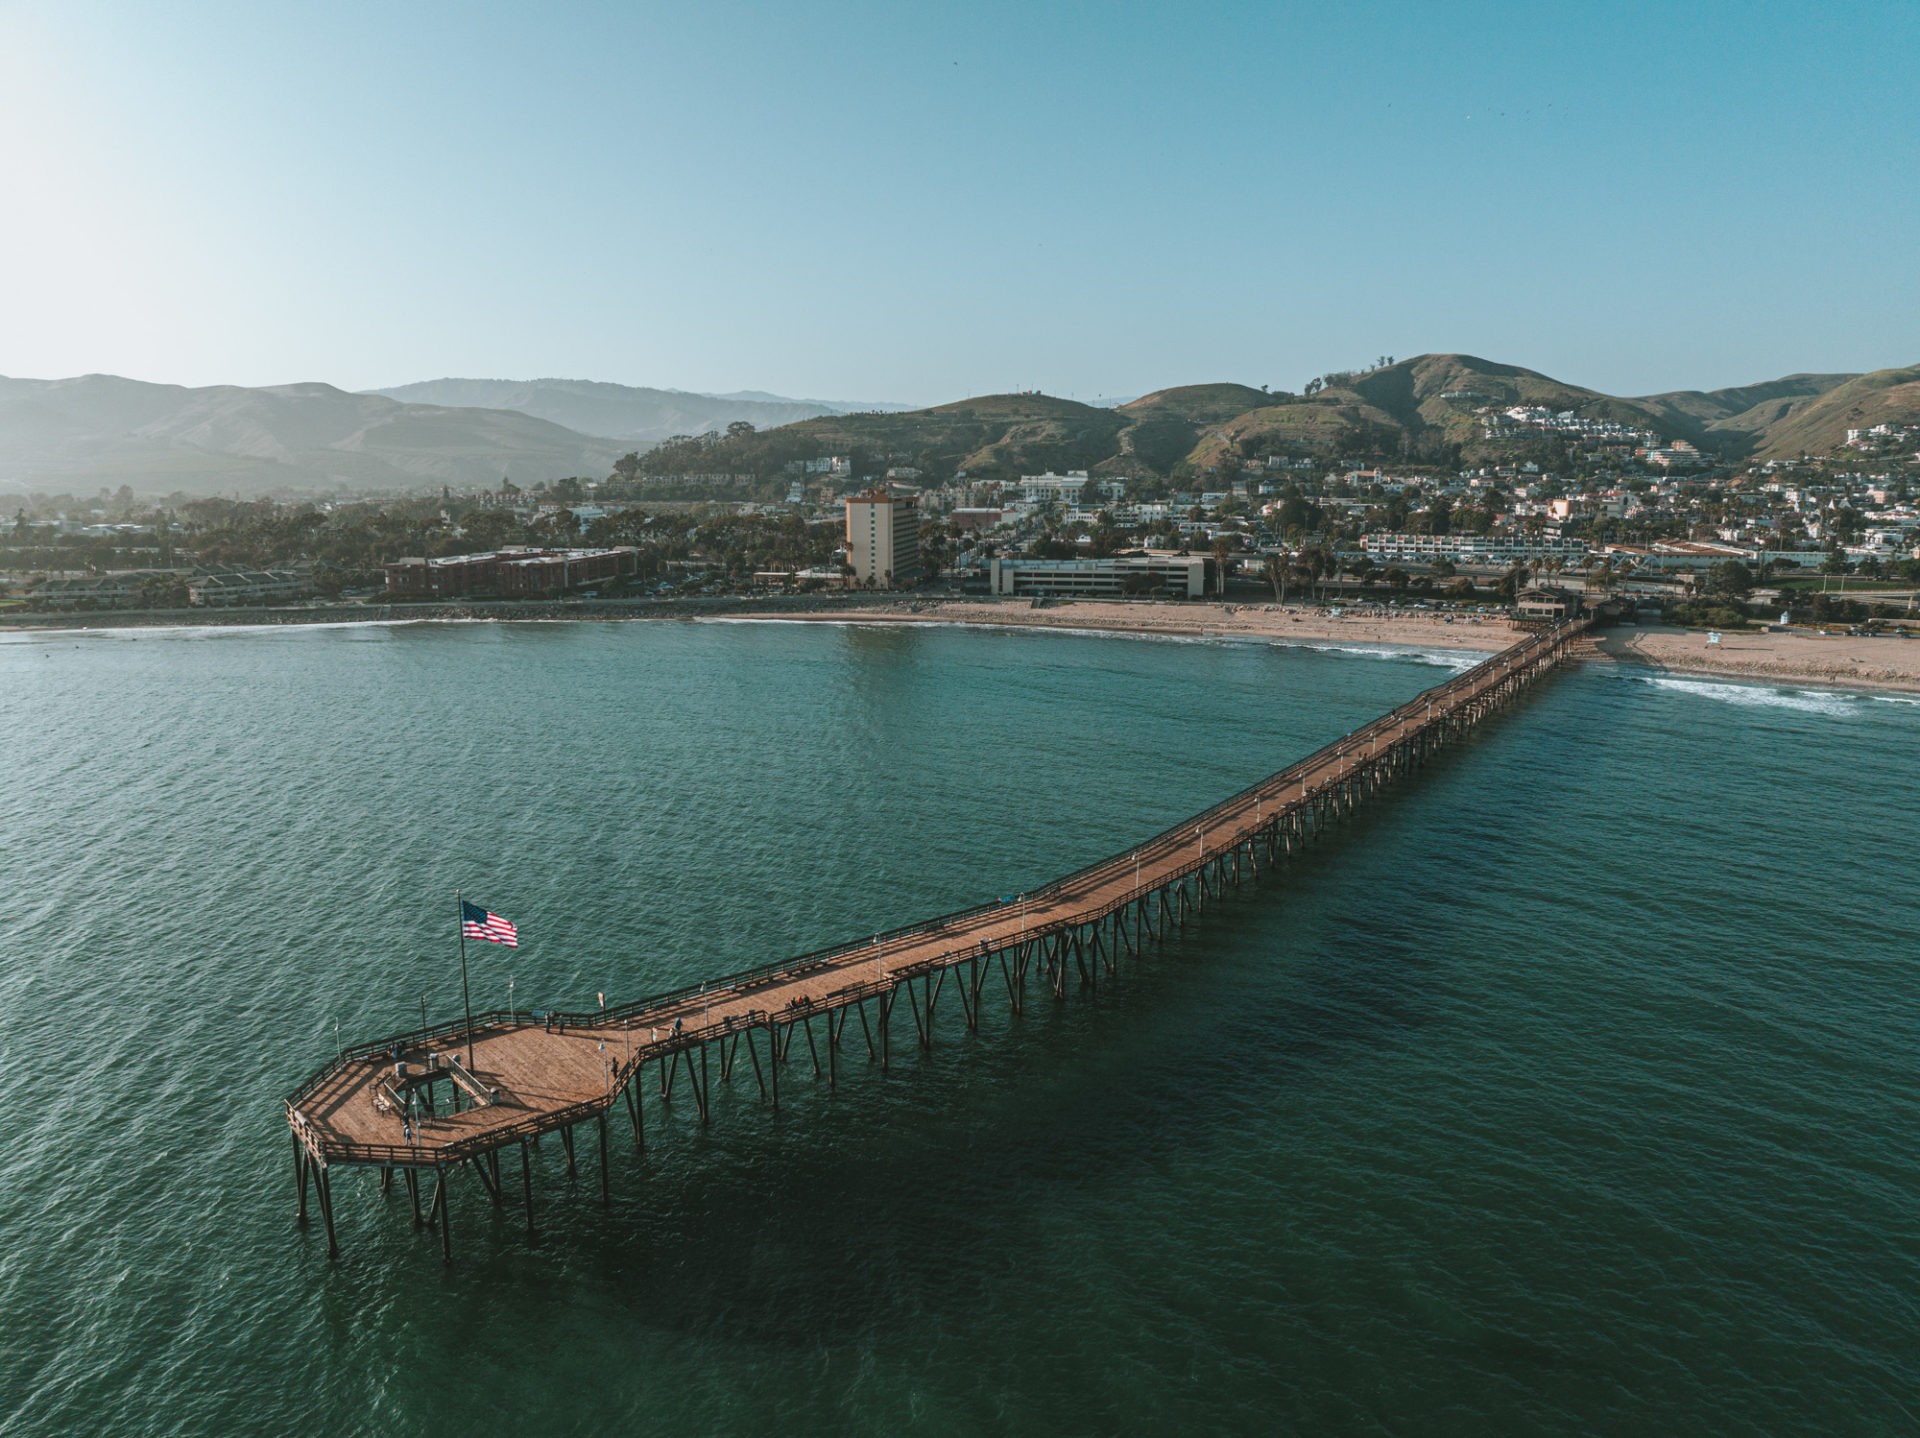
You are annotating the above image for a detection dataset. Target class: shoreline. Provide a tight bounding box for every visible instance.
[1584,626,1920,696]
[708,597,1518,655]
[7,593,1919,696]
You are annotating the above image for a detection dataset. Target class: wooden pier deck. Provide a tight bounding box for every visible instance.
[286,618,1588,1258]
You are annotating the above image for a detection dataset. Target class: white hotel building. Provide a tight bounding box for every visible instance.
[1359,532,1592,567]
[844,488,922,588]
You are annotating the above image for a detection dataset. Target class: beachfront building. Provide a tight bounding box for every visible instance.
[1601,542,1826,572]
[383,546,640,600]
[188,567,315,607]
[1514,586,1580,621]
[844,488,921,588]
[989,555,1207,599]
[25,569,181,609]
[1359,533,1592,568]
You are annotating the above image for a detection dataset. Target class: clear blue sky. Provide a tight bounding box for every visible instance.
[1,0,1914,404]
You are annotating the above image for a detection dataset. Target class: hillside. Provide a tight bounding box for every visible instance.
[1633,373,1855,429]
[736,393,1128,478]
[1167,354,1684,469]
[4,358,1904,499]
[640,357,1899,486]
[0,375,622,497]
[369,377,913,443]
[1713,364,1920,459]
[808,357,1907,477]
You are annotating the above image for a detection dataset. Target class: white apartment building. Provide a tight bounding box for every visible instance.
[845,488,922,587]
[1641,441,1710,470]
[1018,470,1123,504]
[1359,532,1592,566]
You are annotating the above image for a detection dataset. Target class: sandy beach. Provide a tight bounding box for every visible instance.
[720,597,1521,652]
[1588,625,1920,694]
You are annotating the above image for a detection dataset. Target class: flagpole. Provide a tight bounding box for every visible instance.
[457,888,475,1069]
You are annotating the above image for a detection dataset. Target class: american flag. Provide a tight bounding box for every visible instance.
[460,899,519,947]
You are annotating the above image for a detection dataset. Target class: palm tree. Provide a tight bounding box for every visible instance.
[1263,552,1288,603]
[1211,537,1237,597]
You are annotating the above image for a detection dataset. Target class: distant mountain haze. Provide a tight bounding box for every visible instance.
[367,378,915,444]
[0,375,622,497]
[1,356,1912,497]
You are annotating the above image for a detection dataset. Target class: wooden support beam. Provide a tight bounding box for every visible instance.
[598,1114,610,1205]
[768,1021,781,1110]
[745,1025,768,1100]
[957,953,980,1032]
[434,1167,451,1264]
[904,979,929,1050]
[624,1072,644,1149]
[472,1152,501,1204]
[293,1135,309,1225]
[316,1163,338,1260]
[521,1141,535,1236]
[803,1016,823,1078]
[405,1165,421,1227]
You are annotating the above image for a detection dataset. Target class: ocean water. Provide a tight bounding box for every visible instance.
[0,620,1914,1436]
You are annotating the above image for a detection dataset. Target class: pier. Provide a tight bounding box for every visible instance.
[286,619,1589,1260]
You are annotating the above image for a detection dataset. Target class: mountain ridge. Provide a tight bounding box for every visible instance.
[0,375,622,497]
[368,377,914,443]
[665,355,1914,482]
[3,356,1912,497]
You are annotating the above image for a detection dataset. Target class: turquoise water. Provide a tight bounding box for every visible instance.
[1,619,1915,1435]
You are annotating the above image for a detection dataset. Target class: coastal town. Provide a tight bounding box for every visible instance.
[5,406,1916,636]
[9,5,1920,1433]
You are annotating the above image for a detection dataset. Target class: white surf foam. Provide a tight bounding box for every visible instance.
[1639,674,1863,717]
[1274,640,1492,671]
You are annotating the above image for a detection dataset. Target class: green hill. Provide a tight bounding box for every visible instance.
[753,393,1125,479]
[1624,365,1920,459]
[629,357,1916,487]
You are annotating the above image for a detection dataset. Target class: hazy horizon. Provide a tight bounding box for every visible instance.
[2,1,1915,403]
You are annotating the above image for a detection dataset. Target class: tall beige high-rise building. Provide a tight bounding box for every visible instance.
[844,488,921,588]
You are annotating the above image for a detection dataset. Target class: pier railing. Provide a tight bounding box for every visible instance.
[549,617,1584,1028]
